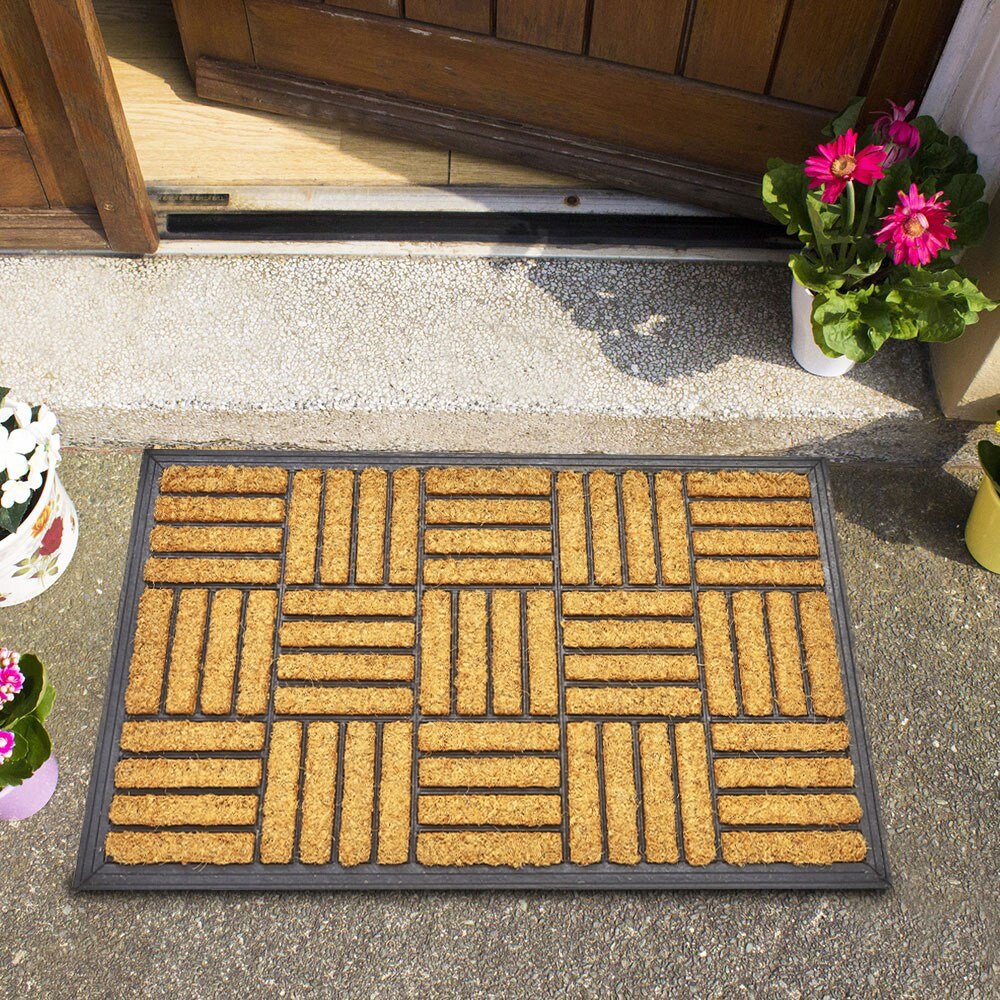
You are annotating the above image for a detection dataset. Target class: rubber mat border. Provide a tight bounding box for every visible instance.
[75,450,890,891]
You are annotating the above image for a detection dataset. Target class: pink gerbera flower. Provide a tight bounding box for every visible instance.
[804,128,887,203]
[0,730,14,762]
[873,100,921,166]
[875,184,956,266]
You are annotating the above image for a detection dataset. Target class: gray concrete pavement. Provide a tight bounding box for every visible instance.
[0,256,980,462]
[1,449,997,999]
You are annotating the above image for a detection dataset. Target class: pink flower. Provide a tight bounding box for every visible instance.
[875,184,956,266]
[873,100,921,165]
[0,730,13,762]
[0,664,24,704]
[804,128,887,203]
[0,648,22,704]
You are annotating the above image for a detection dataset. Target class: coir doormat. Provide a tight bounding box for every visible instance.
[76,451,888,890]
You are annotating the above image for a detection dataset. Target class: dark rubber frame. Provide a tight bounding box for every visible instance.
[75,450,890,891]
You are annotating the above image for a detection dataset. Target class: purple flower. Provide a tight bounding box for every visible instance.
[0,730,13,762]
[873,100,921,166]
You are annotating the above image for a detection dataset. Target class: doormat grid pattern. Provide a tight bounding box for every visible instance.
[76,452,888,890]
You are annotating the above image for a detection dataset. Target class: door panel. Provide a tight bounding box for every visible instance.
[589,0,688,75]
[865,0,964,108]
[0,130,48,207]
[326,0,400,15]
[407,1,492,34]
[0,75,16,127]
[0,0,157,251]
[770,0,890,111]
[682,0,787,93]
[175,0,961,216]
[495,0,589,54]
[244,0,825,177]
[0,4,94,207]
[171,0,255,77]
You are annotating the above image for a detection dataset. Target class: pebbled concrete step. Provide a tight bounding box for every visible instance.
[0,255,974,463]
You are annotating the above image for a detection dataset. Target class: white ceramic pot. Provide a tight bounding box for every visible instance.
[791,279,855,377]
[0,468,78,607]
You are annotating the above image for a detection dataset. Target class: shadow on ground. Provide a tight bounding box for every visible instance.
[829,460,979,565]
[499,258,936,412]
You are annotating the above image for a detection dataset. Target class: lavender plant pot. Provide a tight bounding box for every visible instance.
[0,755,58,820]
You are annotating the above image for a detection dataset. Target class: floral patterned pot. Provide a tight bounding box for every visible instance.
[0,468,78,607]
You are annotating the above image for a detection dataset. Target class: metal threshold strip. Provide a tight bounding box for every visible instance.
[151,186,793,260]
[158,212,793,260]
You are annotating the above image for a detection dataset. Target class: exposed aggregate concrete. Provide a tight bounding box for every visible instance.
[0,255,971,461]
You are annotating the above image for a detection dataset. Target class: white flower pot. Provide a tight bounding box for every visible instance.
[0,468,78,607]
[790,279,855,377]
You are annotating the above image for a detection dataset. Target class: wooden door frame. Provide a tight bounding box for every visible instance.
[0,0,157,253]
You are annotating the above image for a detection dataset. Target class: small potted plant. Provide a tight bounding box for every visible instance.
[763,98,997,376]
[0,386,78,606]
[0,648,58,820]
[966,416,1000,573]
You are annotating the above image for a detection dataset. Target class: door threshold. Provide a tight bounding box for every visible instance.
[156,209,793,261]
[149,184,720,217]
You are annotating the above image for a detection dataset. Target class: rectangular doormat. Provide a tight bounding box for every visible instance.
[76,451,888,890]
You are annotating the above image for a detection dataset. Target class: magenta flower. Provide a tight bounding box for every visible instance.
[0,664,23,704]
[873,100,921,166]
[0,730,13,762]
[0,648,22,704]
[875,184,956,265]
[804,128,887,203]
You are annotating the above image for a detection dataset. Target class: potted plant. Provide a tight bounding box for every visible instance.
[763,98,997,376]
[966,416,1000,573]
[0,647,58,820]
[0,387,78,606]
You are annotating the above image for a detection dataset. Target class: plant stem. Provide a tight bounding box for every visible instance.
[839,182,856,264]
[807,197,831,265]
[856,181,876,239]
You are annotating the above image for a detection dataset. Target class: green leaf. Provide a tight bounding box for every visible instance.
[909,118,979,181]
[0,653,45,727]
[886,267,998,344]
[822,97,866,138]
[942,173,986,208]
[811,289,880,362]
[979,441,1000,493]
[0,497,32,537]
[0,715,51,789]
[35,682,55,723]
[789,254,845,293]
[952,200,989,250]
[875,161,913,216]
[762,161,811,239]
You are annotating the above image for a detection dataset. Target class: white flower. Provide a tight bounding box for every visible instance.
[11,400,34,429]
[25,404,57,446]
[47,432,61,468]
[1,477,32,509]
[0,425,35,481]
[26,448,48,490]
[0,395,21,424]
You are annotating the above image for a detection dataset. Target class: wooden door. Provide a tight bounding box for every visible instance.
[0,0,156,252]
[175,0,962,217]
